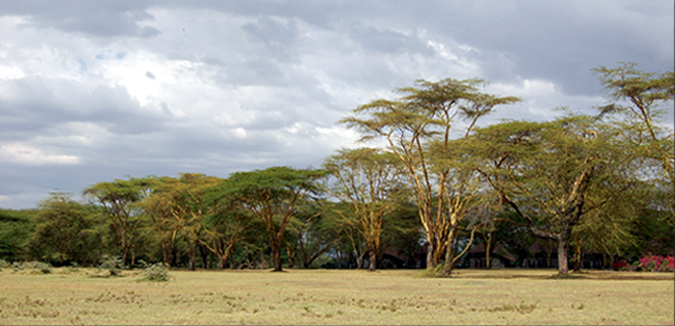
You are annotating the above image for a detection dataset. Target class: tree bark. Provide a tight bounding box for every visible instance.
[485,233,492,269]
[557,239,569,275]
[426,242,434,269]
[272,247,282,272]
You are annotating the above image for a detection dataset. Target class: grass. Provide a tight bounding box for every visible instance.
[0,268,672,325]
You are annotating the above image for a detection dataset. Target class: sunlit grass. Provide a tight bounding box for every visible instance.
[0,268,672,325]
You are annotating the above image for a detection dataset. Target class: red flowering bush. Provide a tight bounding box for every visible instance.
[637,254,674,272]
[612,260,630,271]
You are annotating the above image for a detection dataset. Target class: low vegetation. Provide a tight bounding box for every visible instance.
[0,268,672,325]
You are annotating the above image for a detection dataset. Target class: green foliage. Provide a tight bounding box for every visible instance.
[30,193,104,265]
[84,177,153,265]
[0,208,35,262]
[210,167,329,271]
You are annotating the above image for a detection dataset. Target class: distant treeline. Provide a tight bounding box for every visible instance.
[0,63,672,275]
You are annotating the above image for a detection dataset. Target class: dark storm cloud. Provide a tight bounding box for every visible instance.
[0,0,671,209]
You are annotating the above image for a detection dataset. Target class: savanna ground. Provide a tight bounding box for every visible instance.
[0,267,672,325]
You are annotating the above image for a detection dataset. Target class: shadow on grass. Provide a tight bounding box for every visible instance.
[435,269,674,281]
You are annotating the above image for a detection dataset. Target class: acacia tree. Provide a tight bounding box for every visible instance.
[143,173,220,270]
[31,193,101,264]
[323,148,404,271]
[469,115,640,275]
[341,78,520,274]
[211,167,327,272]
[594,63,674,223]
[84,178,152,265]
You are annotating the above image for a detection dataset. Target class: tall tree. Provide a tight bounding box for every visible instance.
[341,78,520,274]
[84,177,152,265]
[0,208,35,263]
[323,148,404,271]
[143,173,220,270]
[211,167,327,272]
[469,115,640,275]
[594,63,674,223]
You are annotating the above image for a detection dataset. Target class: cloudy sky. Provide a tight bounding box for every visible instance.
[0,0,673,209]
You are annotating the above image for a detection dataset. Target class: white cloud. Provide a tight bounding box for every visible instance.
[0,143,80,165]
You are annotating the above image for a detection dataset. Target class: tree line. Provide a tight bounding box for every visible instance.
[0,63,672,276]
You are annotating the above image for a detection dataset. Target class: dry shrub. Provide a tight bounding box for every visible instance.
[140,263,170,282]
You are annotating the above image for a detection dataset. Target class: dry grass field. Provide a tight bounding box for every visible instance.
[0,267,672,325]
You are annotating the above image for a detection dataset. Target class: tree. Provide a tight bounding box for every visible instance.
[0,208,35,263]
[323,148,404,271]
[341,78,520,275]
[470,115,640,275]
[594,62,674,225]
[211,167,328,272]
[201,194,251,269]
[284,200,341,269]
[84,177,153,265]
[30,193,103,265]
[143,174,221,270]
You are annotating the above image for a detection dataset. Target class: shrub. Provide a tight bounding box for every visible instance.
[140,263,170,282]
[98,255,123,277]
[658,256,674,273]
[635,254,674,273]
[0,259,8,269]
[612,260,630,271]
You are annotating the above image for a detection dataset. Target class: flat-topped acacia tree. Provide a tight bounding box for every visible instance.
[210,166,328,272]
[341,78,520,275]
[84,177,153,266]
[468,115,642,275]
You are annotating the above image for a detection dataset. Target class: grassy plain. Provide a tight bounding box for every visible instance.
[0,267,672,325]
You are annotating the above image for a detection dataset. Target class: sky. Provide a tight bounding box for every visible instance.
[0,0,673,209]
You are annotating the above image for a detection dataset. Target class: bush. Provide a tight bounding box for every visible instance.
[658,256,674,273]
[612,260,630,271]
[98,255,123,277]
[140,263,170,282]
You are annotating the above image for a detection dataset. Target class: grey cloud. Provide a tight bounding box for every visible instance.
[0,0,159,37]
[242,16,300,62]
[0,0,671,209]
[0,77,170,142]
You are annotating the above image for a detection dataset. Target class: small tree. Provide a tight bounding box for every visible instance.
[31,193,102,265]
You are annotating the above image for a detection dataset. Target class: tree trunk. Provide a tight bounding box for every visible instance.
[426,242,434,269]
[573,245,582,272]
[557,239,569,275]
[200,244,209,269]
[286,245,296,269]
[336,249,343,269]
[485,233,492,269]
[368,250,377,272]
[272,247,282,272]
